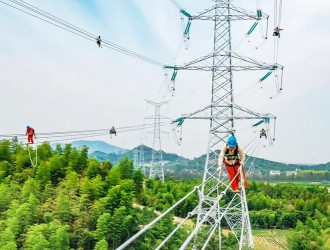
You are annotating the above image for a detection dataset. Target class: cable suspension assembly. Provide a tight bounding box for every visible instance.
[168,0,192,47]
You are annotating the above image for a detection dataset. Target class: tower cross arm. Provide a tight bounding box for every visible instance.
[165,52,283,72]
[190,3,269,21]
[180,103,276,121]
[182,116,273,120]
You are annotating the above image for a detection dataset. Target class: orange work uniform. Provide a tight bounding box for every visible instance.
[26,128,35,144]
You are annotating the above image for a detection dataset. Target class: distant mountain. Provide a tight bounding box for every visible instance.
[89,151,123,163]
[54,140,124,154]
[300,162,330,171]
[186,151,301,173]
[90,145,188,165]
[56,140,330,173]
[131,145,187,162]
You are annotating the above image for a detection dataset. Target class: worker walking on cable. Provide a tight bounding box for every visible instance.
[217,135,248,192]
[96,36,102,47]
[260,128,267,139]
[110,126,117,136]
[26,126,36,144]
[273,26,283,38]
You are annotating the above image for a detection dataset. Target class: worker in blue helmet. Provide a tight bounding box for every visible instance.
[217,135,248,192]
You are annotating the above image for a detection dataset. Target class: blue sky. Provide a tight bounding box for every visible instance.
[0,0,329,164]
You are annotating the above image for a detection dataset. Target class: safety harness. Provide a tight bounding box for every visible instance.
[224,145,240,166]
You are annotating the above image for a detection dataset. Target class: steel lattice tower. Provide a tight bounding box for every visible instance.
[166,1,281,249]
[145,100,169,182]
[117,1,283,249]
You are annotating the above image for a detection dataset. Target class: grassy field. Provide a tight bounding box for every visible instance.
[254,180,330,187]
[252,229,290,250]
[221,229,290,250]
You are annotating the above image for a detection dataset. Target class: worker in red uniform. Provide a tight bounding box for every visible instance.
[26,126,36,144]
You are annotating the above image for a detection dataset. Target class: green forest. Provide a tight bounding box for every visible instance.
[0,139,329,249]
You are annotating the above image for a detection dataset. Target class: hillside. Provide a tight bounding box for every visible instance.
[90,144,188,165]
[298,162,330,171]
[60,140,330,175]
[54,140,124,154]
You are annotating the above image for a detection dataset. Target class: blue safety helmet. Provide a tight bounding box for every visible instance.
[227,136,237,148]
[26,126,30,129]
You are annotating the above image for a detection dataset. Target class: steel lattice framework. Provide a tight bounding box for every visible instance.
[145,100,169,182]
[117,1,283,249]
[166,1,281,249]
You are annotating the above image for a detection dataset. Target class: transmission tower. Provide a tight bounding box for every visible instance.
[117,1,283,249]
[145,100,169,182]
[167,1,282,249]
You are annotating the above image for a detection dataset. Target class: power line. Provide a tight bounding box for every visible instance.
[0,122,171,146]
[1,0,166,67]
[35,132,110,145]
[0,121,171,139]
[169,0,183,10]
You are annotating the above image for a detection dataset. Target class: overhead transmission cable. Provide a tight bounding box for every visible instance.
[169,0,182,10]
[35,132,110,145]
[0,121,171,140]
[6,0,164,66]
[7,122,171,146]
[1,0,165,67]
